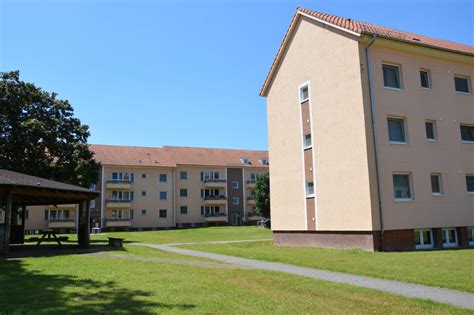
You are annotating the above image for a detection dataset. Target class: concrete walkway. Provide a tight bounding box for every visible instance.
[135,241,474,310]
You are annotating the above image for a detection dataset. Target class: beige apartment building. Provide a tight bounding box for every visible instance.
[25,145,268,232]
[261,8,473,251]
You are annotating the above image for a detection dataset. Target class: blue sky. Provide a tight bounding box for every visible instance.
[1,0,472,150]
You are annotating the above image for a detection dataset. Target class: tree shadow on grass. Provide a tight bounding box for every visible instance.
[0,259,196,314]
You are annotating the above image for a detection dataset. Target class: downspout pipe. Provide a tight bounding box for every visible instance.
[365,35,385,249]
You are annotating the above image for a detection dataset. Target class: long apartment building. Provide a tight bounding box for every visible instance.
[261,8,473,251]
[25,145,268,232]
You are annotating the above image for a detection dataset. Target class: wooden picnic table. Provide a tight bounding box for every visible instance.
[37,229,61,246]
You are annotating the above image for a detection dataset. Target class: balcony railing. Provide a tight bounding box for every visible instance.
[48,218,75,222]
[106,180,133,184]
[106,218,132,221]
[204,213,227,218]
[204,195,227,201]
[106,199,133,203]
[203,179,227,183]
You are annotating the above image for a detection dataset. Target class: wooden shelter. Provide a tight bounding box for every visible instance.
[0,169,99,256]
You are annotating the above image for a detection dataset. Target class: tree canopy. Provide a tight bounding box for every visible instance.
[0,70,99,187]
[254,172,270,218]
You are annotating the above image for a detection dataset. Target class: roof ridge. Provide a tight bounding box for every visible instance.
[163,145,267,152]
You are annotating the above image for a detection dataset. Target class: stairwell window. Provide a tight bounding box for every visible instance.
[387,117,407,144]
[442,228,458,248]
[454,75,470,93]
[425,120,437,141]
[393,173,413,201]
[232,197,239,205]
[430,173,443,195]
[420,69,431,89]
[466,175,474,195]
[305,181,315,198]
[299,84,309,103]
[180,206,188,214]
[415,229,433,249]
[460,124,474,143]
[159,209,167,218]
[303,134,312,149]
[383,64,402,89]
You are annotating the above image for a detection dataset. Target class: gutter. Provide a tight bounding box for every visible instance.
[365,35,385,246]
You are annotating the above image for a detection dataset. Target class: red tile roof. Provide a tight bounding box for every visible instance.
[298,8,474,56]
[89,144,268,168]
[260,8,474,96]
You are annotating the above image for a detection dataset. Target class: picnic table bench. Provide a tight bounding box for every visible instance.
[35,230,69,246]
[108,237,125,248]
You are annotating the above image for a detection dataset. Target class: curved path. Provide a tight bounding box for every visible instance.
[134,241,474,310]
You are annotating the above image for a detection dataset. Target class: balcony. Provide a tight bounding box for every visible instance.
[246,179,256,188]
[48,219,76,229]
[106,180,132,190]
[203,179,227,188]
[204,213,227,222]
[247,196,255,205]
[247,212,262,221]
[105,218,132,227]
[106,199,132,208]
[204,195,227,205]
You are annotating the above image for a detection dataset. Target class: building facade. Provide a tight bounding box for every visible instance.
[25,145,268,232]
[261,8,473,251]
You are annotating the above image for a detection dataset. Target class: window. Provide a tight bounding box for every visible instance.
[466,175,474,194]
[415,229,433,249]
[142,191,147,197]
[240,157,250,165]
[204,205,220,216]
[460,125,474,142]
[112,172,134,182]
[425,120,437,141]
[180,188,188,197]
[303,134,312,149]
[90,200,96,208]
[442,228,458,247]
[89,183,96,190]
[232,197,239,205]
[382,64,401,89]
[111,190,133,200]
[387,117,407,143]
[430,173,443,195]
[201,206,204,216]
[141,173,147,179]
[299,84,309,102]
[159,209,167,218]
[180,206,188,214]
[259,158,268,165]
[393,173,412,200]
[180,171,188,180]
[141,209,147,215]
[201,171,219,181]
[420,70,431,89]
[159,174,167,182]
[111,209,123,219]
[306,181,314,197]
[44,210,48,221]
[468,227,474,246]
[454,76,470,93]
[232,181,239,189]
[130,210,134,220]
[159,191,168,200]
[250,173,257,181]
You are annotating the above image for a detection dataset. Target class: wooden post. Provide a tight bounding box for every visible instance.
[78,200,90,248]
[20,206,26,244]
[1,190,13,256]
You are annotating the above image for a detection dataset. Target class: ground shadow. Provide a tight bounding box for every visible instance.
[0,258,196,314]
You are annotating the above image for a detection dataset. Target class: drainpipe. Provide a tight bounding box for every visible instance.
[365,35,385,248]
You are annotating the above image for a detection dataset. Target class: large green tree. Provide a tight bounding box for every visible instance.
[0,70,99,187]
[254,172,270,218]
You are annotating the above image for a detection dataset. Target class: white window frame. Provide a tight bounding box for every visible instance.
[392,172,414,202]
[442,228,458,248]
[299,83,310,103]
[240,157,250,165]
[454,75,471,94]
[430,173,443,196]
[159,173,168,183]
[425,120,438,142]
[387,116,408,144]
[303,133,312,149]
[382,63,403,90]
[259,158,268,165]
[415,229,434,250]
[468,227,474,246]
[419,68,432,90]
[159,191,168,200]
[232,181,239,189]
[180,171,188,180]
[90,200,96,208]
[466,175,474,195]
[232,197,239,205]
[141,173,147,179]
[460,124,474,144]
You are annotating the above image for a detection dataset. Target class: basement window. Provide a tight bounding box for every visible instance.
[415,229,433,249]
[442,228,458,248]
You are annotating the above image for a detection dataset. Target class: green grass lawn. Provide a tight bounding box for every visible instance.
[0,253,468,314]
[26,226,272,245]
[183,240,474,293]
